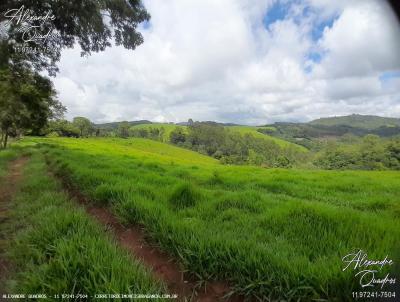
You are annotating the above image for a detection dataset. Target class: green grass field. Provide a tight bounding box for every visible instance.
[21,136,399,301]
[1,148,167,299]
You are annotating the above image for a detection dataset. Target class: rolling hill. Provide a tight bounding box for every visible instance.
[262,114,400,149]
[130,123,308,152]
[94,114,400,152]
[227,125,308,151]
[309,114,400,129]
[95,120,152,129]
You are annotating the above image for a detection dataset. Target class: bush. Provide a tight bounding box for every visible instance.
[169,128,186,144]
[274,155,292,168]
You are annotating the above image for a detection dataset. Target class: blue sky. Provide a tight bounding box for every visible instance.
[263,0,338,41]
[263,1,289,27]
[263,1,338,70]
[263,0,400,90]
[380,70,400,82]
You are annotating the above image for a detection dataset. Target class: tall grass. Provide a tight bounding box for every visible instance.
[3,149,167,300]
[34,137,400,301]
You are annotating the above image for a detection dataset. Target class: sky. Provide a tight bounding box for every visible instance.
[53,0,400,125]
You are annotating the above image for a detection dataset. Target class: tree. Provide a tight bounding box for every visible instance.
[385,139,400,169]
[0,0,150,75]
[72,117,92,137]
[186,122,225,155]
[117,121,130,138]
[170,127,186,144]
[0,1,150,146]
[274,156,292,168]
[0,68,65,148]
[158,127,165,141]
[360,135,385,169]
[46,119,80,137]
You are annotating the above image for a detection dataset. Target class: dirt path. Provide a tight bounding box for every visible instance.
[0,157,29,296]
[62,181,243,302]
[0,156,243,301]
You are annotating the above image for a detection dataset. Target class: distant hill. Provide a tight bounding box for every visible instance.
[176,121,240,126]
[261,114,400,149]
[309,114,400,130]
[95,120,152,129]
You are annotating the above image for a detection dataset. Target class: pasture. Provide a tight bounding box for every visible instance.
[18,136,399,301]
[0,147,167,299]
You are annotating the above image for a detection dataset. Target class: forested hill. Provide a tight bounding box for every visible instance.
[94,120,152,129]
[259,114,400,150]
[309,114,400,129]
[93,114,400,131]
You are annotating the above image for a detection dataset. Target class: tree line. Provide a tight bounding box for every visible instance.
[314,134,400,170]
[45,118,141,138]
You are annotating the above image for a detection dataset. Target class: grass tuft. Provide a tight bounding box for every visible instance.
[169,182,200,209]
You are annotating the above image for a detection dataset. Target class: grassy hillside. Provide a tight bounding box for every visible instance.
[131,123,307,152]
[28,137,399,301]
[227,125,307,151]
[309,114,400,129]
[41,137,217,166]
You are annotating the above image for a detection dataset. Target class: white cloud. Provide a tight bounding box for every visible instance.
[314,0,400,78]
[324,77,381,100]
[53,0,400,125]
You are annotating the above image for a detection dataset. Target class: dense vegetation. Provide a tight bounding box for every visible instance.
[0,68,65,148]
[26,136,399,301]
[0,147,167,299]
[260,123,400,149]
[314,134,400,170]
[262,114,400,150]
[168,122,306,167]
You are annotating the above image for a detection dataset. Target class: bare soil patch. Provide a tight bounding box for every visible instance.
[0,157,29,297]
[62,180,244,302]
